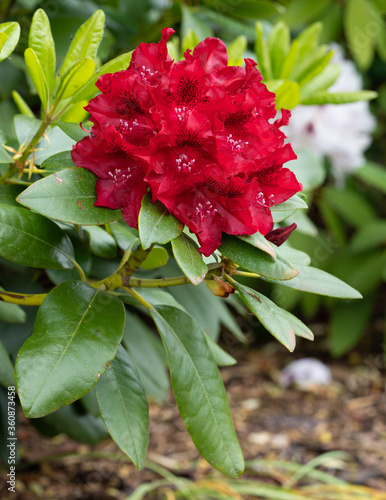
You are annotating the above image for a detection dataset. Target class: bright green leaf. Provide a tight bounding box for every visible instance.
[29,9,55,94]
[16,168,122,225]
[268,22,290,79]
[279,245,311,266]
[95,345,149,470]
[11,90,34,117]
[150,305,244,477]
[0,22,20,63]
[15,281,125,417]
[254,22,272,80]
[271,194,308,223]
[344,0,377,69]
[227,35,247,66]
[0,32,7,52]
[138,193,183,250]
[60,10,105,75]
[220,235,298,281]
[238,232,276,260]
[0,204,75,269]
[56,58,95,102]
[302,90,378,105]
[24,47,48,109]
[300,64,341,99]
[268,79,300,109]
[204,334,237,366]
[54,122,89,142]
[171,233,208,285]
[181,28,200,55]
[280,40,299,79]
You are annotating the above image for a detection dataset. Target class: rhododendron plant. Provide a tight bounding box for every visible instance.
[72,28,301,256]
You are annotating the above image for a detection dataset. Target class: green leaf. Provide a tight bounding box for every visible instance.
[301,90,378,105]
[0,22,20,63]
[329,295,374,357]
[220,235,298,281]
[84,226,117,259]
[254,22,272,81]
[281,0,332,28]
[0,204,75,269]
[268,22,290,79]
[278,308,314,340]
[181,28,201,55]
[234,283,296,351]
[0,32,7,52]
[227,0,285,18]
[29,9,55,94]
[17,168,122,225]
[344,0,377,69]
[280,40,299,79]
[12,90,34,117]
[60,10,105,75]
[150,305,244,477]
[109,221,138,251]
[171,233,208,285]
[122,310,169,404]
[296,22,323,63]
[204,334,237,367]
[279,245,311,266]
[0,287,26,324]
[297,48,334,87]
[351,221,386,252]
[300,64,341,99]
[56,58,95,102]
[141,245,169,270]
[95,345,149,470]
[181,4,213,41]
[355,161,386,194]
[33,404,107,444]
[238,232,276,260]
[15,281,125,418]
[288,149,326,191]
[0,339,15,387]
[40,151,76,176]
[261,264,362,299]
[138,193,183,250]
[267,79,300,109]
[271,194,308,223]
[0,185,24,206]
[54,122,89,143]
[322,187,376,228]
[227,35,247,66]
[24,47,48,108]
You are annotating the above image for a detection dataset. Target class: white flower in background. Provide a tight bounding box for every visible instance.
[285,45,376,184]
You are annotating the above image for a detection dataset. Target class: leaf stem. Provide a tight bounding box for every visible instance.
[124,287,155,310]
[0,290,47,306]
[70,259,86,281]
[123,275,191,288]
[232,270,261,278]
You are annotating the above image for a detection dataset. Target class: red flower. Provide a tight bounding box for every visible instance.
[72,29,302,256]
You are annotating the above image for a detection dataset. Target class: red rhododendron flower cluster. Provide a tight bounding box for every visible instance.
[72,28,301,256]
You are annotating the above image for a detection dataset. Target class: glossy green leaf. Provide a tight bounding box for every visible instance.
[109,221,138,251]
[0,287,26,324]
[141,246,168,270]
[0,185,24,206]
[271,194,308,223]
[57,58,95,102]
[24,47,48,108]
[261,264,362,299]
[17,168,122,225]
[220,235,298,281]
[344,0,377,69]
[278,308,314,340]
[288,149,326,191]
[171,233,208,285]
[268,22,290,79]
[0,32,7,52]
[204,334,237,367]
[29,9,55,94]
[15,281,125,418]
[150,305,244,477]
[234,283,296,351]
[138,193,183,249]
[268,79,300,109]
[302,90,377,105]
[12,90,34,117]
[351,221,386,252]
[0,340,14,387]
[60,10,105,75]
[355,161,386,194]
[0,22,20,62]
[0,204,75,269]
[254,22,272,80]
[40,151,76,176]
[280,40,299,79]
[55,122,89,143]
[122,310,169,403]
[84,226,117,259]
[238,232,276,260]
[297,49,334,87]
[95,345,149,470]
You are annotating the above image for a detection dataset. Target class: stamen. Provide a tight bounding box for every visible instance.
[195,200,218,221]
[175,153,196,173]
[255,192,275,207]
[108,167,133,188]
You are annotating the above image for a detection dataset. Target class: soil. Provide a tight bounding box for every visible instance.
[1,334,386,500]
